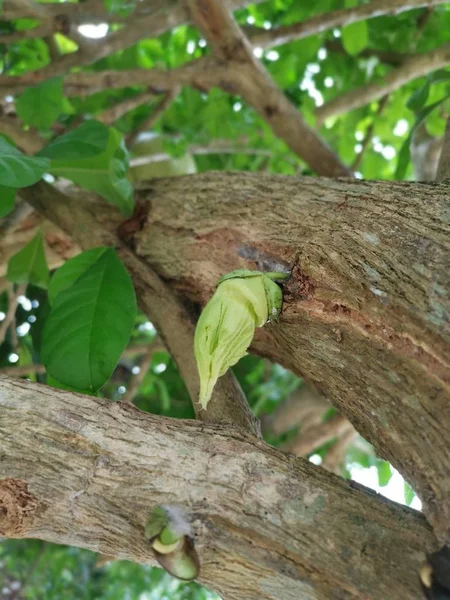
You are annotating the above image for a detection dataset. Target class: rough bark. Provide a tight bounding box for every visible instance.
[132,172,450,541]
[0,376,438,600]
[14,172,450,543]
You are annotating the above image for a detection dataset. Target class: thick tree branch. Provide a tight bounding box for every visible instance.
[129,172,450,540]
[188,0,351,177]
[17,182,260,436]
[316,42,450,123]
[0,0,261,90]
[0,376,438,600]
[12,172,450,541]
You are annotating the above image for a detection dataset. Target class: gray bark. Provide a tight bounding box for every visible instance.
[0,376,437,600]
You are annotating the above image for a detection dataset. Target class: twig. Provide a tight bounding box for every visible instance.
[0,363,47,376]
[129,145,271,167]
[316,42,450,123]
[325,40,406,67]
[247,0,449,49]
[0,342,165,377]
[126,87,180,148]
[122,350,154,404]
[188,0,352,177]
[0,284,27,346]
[352,95,389,171]
[97,90,157,125]
[436,117,450,181]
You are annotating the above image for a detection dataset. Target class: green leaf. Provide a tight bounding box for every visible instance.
[0,186,17,217]
[0,137,49,188]
[42,248,137,392]
[16,77,64,130]
[376,460,393,487]
[342,21,368,56]
[46,374,93,395]
[48,247,108,305]
[39,121,134,216]
[404,481,415,506]
[406,82,430,112]
[7,231,50,289]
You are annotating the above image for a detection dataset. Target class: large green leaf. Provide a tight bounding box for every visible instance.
[0,186,17,217]
[16,77,64,130]
[7,230,50,289]
[342,21,368,56]
[48,247,108,305]
[0,137,49,188]
[38,121,134,216]
[41,248,137,392]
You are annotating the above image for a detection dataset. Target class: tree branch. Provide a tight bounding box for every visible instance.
[316,42,450,123]
[247,0,449,49]
[126,86,180,148]
[352,95,389,171]
[97,90,158,125]
[11,171,450,540]
[285,414,354,456]
[17,181,260,436]
[117,171,450,540]
[187,0,351,177]
[0,284,27,347]
[0,375,438,600]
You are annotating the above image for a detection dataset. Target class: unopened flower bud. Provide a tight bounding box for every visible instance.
[194,269,289,409]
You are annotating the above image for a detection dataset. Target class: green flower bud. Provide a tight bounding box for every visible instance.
[145,506,200,582]
[194,269,289,409]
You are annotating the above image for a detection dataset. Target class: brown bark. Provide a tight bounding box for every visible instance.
[15,172,450,542]
[0,376,438,600]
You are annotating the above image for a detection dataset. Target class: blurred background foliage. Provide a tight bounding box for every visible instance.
[1,0,447,596]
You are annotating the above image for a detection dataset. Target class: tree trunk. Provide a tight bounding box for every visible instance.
[0,376,437,600]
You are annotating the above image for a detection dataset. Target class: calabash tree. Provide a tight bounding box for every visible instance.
[0,0,450,599]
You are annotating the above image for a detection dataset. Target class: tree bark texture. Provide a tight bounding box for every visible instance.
[16,173,450,543]
[133,172,450,541]
[0,376,437,600]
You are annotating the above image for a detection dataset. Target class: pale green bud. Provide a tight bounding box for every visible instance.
[194,269,288,409]
[145,506,200,581]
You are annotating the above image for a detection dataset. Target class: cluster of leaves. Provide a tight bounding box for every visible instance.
[0,540,219,600]
[0,119,134,218]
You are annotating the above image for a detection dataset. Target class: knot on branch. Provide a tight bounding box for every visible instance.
[0,478,39,537]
